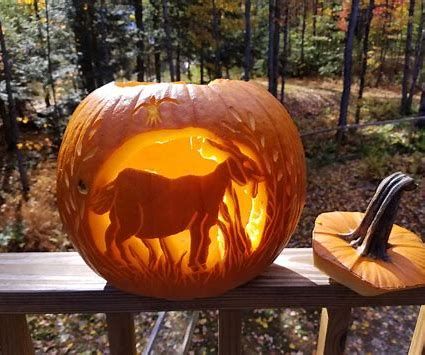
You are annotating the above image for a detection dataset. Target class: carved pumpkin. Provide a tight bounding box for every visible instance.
[313,172,425,296]
[57,80,306,299]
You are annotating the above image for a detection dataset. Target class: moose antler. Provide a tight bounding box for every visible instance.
[206,138,265,197]
[208,139,265,176]
[206,139,246,160]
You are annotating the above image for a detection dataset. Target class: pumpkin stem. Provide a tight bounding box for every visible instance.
[342,172,417,260]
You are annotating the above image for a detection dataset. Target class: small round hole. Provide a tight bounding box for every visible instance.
[77,179,88,195]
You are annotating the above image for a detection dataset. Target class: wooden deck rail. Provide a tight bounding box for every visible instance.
[0,248,424,354]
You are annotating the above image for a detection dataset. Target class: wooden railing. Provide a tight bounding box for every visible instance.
[0,249,424,354]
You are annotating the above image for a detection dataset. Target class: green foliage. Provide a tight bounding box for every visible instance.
[362,98,402,121]
[282,2,345,77]
[356,126,425,178]
[0,222,24,250]
[0,1,76,93]
[361,126,421,155]
[359,148,391,179]
[305,139,339,168]
[306,124,425,171]
[0,0,79,137]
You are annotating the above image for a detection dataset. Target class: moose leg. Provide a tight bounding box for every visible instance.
[115,233,135,265]
[104,222,118,258]
[115,222,139,265]
[159,238,174,264]
[198,217,213,269]
[113,203,142,265]
[188,219,203,271]
[103,206,123,258]
[141,239,157,267]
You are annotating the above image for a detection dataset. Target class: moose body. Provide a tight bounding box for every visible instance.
[91,141,263,270]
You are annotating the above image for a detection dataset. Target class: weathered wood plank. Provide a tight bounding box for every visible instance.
[219,309,242,355]
[0,250,424,313]
[409,306,425,355]
[316,307,351,355]
[106,313,136,355]
[0,314,34,355]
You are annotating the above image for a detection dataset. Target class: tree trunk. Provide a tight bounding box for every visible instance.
[87,2,99,87]
[336,0,360,142]
[401,0,416,114]
[396,27,404,66]
[280,1,289,102]
[96,0,114,85]
[162,0,175,81]
[33,0,51,109]
[71,0,96,93]
[0,94,14,150]
[407,2,425,111]
[200,49,205,84]
[146,48,151,80]
[0,20,29,197]
[154,51,161,82]
[375,41,388,87]
[268,0,275,94]
[273,0,281,94]
[211,0,222,79]
[133,0,145,82]
[355,0,374,124]
[374,0,390,87]
[175,0,182,82]
[300,0,307,64]
[187,60,192,82]
[417,84,425,128]
[45,0,61,141]
[313,0,318,36]
[243,0,252,81]
[420,85,425,116]
[176,44,181,81]
[268,0,280,96]
[33,0,43,43]
[1,22,20,151]
[150,0,162,82]
[175,0,182,81]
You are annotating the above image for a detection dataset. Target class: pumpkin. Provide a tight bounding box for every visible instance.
[313,172,425,296]
[57,80,306,300]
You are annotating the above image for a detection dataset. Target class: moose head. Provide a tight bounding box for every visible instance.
[206,139,264,197]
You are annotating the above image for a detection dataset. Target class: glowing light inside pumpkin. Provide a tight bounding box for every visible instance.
[88,127,267,271]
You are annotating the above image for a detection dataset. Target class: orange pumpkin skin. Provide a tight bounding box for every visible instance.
[313,212,425,296]
[57,80,306,300]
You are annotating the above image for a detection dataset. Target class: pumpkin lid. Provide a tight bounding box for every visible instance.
[312,172,425,296]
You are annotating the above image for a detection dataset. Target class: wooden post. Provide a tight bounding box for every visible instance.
[218,309,242,355]
[409,306,425,355]
[0,314,34,355]
[316,307,351,355]
[106,313,136,355]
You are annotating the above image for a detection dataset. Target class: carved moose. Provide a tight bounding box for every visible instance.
[90,140,264,271]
